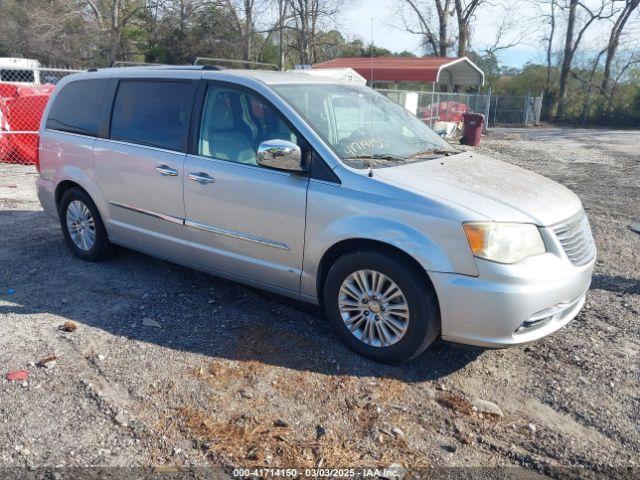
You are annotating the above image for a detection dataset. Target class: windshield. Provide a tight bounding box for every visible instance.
[273,83,456,168]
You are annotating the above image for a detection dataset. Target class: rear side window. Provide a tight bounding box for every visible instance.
[46,79,108,136]
[110,80,195,152]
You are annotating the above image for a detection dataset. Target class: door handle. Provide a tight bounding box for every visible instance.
[188,172,215,184]
[155,165,178,176]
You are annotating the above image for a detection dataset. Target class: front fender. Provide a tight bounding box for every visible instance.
[301,211,478,299]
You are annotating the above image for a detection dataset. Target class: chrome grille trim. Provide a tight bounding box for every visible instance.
[552,210,596,266]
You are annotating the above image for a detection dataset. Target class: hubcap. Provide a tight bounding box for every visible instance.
[338,269,410,348]
[66,200,96,251]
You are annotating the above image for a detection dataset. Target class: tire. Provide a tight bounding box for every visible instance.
[323,250,440,364]
[58,187,116,261]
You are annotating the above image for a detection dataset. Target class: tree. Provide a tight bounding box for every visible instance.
[554,0,579,119]
[601,47,640,117]
[0,0,100,65]
[570,48,608,123]
[467,50,500,85]
[80,0,149,65]
[396,0,453,56]
[313,29,349,62]
[491,63,549,96]
[287,0,344,65]
[453,0,484,56]
[275,0,289,69]
[143,1,238,64]
[533,0,559,109]
[221,0,275,62]
[551,0,613,119]
[600,0,640,116]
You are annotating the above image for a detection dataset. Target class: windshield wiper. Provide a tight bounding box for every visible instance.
[342,154,407,178]
[406,148,459,159]
[342,153,407,162]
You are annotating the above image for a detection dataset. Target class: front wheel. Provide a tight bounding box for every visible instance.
[323,250,440,363]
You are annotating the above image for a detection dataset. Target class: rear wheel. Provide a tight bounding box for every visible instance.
[59,188,115,261]
[323,250,440,363]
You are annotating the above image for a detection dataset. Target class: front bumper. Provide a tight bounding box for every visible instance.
[430,250,595,347]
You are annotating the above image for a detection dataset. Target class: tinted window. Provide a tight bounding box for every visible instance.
[198,85,298,166]
[46,79,108,136]
[110,80,195,152]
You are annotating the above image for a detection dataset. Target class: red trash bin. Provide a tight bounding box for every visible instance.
[461,113,484,146]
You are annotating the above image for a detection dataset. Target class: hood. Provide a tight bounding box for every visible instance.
[374,151,582,226]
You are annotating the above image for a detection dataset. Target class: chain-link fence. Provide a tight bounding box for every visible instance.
[488,94,543,126]
[378,89,543,129]
[0,65,81,165]
[1,63,544,168]
[378,89,490,132]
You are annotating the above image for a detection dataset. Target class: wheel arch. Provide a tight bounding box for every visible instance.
[55,180,86,209]
[53,171,109,225]
[315,238,439,308]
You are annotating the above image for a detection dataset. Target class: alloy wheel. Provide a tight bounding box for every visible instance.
[338,269,410,347]
[66,200,96,251]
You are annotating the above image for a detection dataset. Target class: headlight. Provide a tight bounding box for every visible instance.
[463,222,546,264]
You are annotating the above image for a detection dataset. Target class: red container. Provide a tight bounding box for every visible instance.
[461,113,484,146]
[0,83,53,164]
[419,101,468,123]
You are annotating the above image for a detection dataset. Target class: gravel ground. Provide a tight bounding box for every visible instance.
[0,127,638,478]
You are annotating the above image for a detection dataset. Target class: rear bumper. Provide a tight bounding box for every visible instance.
[37,176,58,220]
[431,252,595,347]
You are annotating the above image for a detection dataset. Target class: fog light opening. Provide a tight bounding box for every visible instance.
[514,314,557,333]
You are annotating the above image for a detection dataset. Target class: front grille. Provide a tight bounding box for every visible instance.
[552,211,596,266]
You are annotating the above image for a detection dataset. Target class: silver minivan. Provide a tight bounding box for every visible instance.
[37,67,596,363]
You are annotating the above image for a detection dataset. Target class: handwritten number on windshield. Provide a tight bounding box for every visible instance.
[343,137,386,157]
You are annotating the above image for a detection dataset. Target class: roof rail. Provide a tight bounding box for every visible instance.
[194,57,277,70]
[88,64,225,72]
[132,65,226,71]
[112,61,166,67]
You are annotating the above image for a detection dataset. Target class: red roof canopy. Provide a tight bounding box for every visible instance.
[313,57,484,86]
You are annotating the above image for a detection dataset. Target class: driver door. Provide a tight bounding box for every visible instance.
[183,82,309,292]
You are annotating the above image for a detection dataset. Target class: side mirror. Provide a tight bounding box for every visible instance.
[257,139,306,173]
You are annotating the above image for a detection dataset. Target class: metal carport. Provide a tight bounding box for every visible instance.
[312,56,485,89]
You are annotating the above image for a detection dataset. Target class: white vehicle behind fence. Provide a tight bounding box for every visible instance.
[0,58,41,85]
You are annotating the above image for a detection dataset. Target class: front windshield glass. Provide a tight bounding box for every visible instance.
[272,83,456,168]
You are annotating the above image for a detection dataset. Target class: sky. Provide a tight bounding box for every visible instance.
[339,0,546,68]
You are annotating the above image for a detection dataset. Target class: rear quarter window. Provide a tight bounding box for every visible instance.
[46,79,109,136]
[109,80,195,152]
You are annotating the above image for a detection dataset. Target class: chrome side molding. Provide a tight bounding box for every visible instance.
[109,201,289,251]
[186,220,290,251]
[109,202,184,225]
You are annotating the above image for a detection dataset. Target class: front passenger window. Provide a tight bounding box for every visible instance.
[198,85,298,166]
